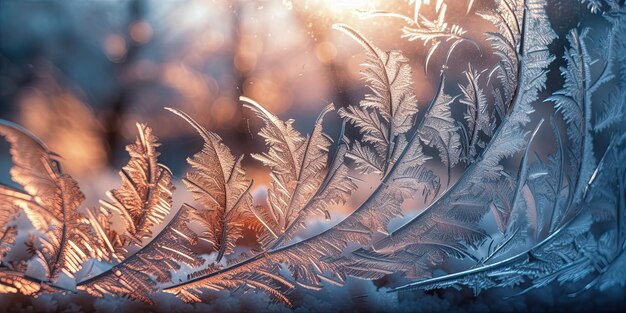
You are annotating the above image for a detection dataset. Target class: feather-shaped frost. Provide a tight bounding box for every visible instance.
[163,48,439,302]
[0,210,42,295]
[334,24,419,172]
[478,0,523,108]
[547,29,596,205]
[401,3,480,72]
[1,0,625,306]
[417,75,462,183]
[92,124,175,257]
[167,108,254,262]
[78,205,203,303]
[389,4,626,293]
[242,97,342,247]
[351,0,557,284]
[0,121,105,281]
[163,111,357,303]
[391,148,613,294]
[459,64,494,161]
[163,175,414,302]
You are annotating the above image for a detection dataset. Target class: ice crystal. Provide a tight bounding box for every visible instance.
[0,0,625,308]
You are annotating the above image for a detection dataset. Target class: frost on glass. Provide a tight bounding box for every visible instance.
[0,0,625,309]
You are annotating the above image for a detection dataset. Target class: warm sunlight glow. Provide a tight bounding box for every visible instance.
[327,0,375,12]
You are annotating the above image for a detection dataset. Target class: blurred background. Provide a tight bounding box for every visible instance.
[0,0,491,190]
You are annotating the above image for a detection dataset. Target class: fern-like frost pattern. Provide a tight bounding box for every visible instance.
[0,0,625,308]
